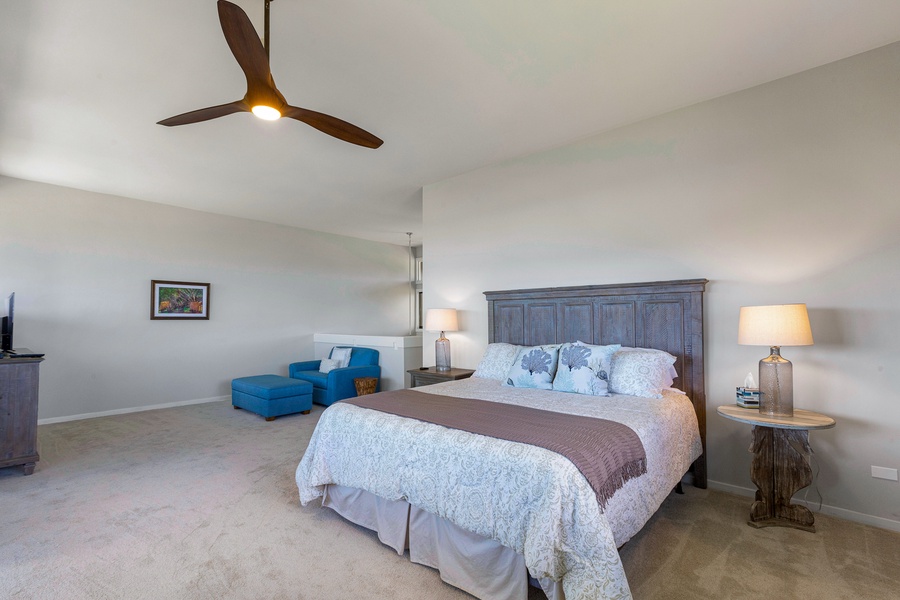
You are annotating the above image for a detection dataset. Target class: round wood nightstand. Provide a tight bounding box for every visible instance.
[718,405,835,532]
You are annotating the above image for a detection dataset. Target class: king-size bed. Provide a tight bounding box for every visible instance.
[296,279,708,600]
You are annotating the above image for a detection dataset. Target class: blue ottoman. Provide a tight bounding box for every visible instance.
[231,375,313,421]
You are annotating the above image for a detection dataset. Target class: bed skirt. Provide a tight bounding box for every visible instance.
[322,484,565,600]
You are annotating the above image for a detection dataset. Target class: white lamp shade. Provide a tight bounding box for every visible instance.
[738,304,813,347]
[425,308,459,333]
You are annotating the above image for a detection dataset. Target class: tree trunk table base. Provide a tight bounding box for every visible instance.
[748,426,816,532]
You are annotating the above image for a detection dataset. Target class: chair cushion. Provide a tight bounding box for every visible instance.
[291,370,329,389]
[348,347,379,367]
[232,375,312,399]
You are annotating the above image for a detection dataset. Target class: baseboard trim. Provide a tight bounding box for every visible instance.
[707,479,900,533]
[38,395,229,425]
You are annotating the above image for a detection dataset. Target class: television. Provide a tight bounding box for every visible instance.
[1,292,13,352]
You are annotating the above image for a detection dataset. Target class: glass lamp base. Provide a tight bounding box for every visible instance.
[759,347,793,417]
[435,336,451,372]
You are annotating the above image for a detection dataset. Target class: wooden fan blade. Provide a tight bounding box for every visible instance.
[283,106,384,149]
[218,0,272,95]
[157,101,248,127]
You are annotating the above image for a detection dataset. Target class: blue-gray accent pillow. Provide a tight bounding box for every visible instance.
[330,347,352,368]
[552,342,621,396]
[319,358,340,374]
[503,345,560,390]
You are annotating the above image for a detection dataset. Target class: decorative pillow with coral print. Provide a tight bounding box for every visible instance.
[552,342,621,396]
[503,345,560,390]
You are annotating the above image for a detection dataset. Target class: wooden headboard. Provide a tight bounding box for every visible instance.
[484,279,708,488]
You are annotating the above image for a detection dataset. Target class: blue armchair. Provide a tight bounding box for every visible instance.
[289,346,381,406]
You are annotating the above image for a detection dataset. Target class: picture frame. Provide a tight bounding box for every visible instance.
[151,280,210,320]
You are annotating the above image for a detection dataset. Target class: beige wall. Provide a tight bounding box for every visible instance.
[0,176,410,420]
[422,43,900,529]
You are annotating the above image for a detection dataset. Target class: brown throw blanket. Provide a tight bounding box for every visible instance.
[343,388,646,508]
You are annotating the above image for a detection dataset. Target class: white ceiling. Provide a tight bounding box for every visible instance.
[3,1,900,245]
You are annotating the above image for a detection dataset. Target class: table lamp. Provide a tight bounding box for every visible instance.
[425,308,458,372]
[738,304,813,417]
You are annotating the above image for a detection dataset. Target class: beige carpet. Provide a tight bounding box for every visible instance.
[1,401,897,599]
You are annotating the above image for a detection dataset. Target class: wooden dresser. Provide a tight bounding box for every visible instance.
[0,356,43,475]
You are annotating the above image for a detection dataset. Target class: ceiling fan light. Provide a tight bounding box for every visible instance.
[251,105,281,120]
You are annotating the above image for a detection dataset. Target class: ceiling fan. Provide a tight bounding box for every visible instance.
[157,0,383,149]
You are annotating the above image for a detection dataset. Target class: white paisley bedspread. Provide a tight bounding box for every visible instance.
[295,377,702,600]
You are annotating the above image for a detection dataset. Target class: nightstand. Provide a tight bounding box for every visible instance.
[717,404,835,532]
[407,367,475,388]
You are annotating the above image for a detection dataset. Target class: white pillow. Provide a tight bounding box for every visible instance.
[609,347,677,399]
[503,345,560,390]
[319,358,340,374]
[552,342,621,396]
[665,364,678,388]
[330,347,352,368]
[473,343,521,381]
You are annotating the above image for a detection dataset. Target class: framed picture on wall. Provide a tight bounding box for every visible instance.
[151,280,210,320]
